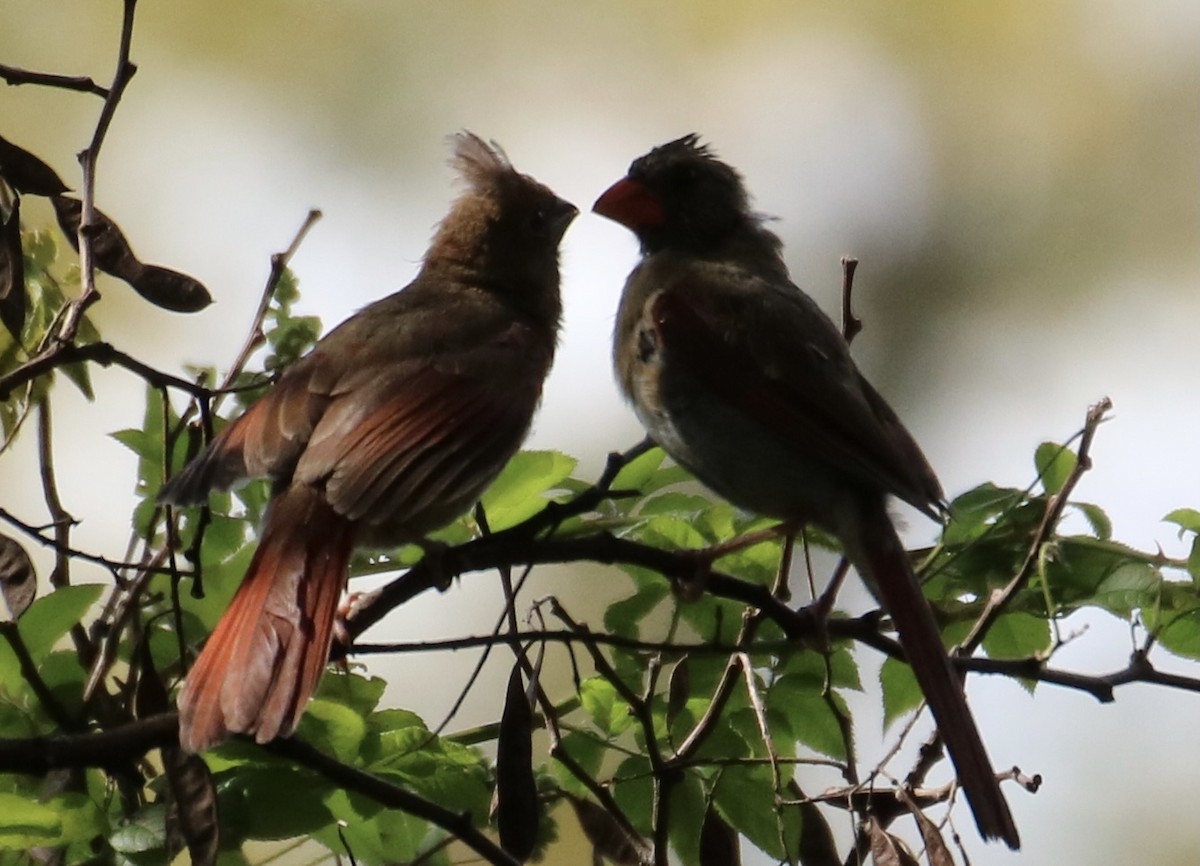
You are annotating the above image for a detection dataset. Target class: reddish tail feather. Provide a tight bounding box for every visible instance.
[177,486,355,753]
[849,501,1020,848]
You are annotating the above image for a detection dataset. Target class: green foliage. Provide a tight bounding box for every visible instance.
[0,228,96,444]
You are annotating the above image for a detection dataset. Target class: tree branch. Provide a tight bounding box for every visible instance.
[0,62,110,97]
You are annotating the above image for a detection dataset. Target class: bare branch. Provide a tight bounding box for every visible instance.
[0,62,110,97]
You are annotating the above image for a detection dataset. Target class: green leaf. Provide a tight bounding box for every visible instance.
[712,532,782,586]
[479,450,578,530]
[1074,502,1113,541]
[0,793,60,849]
[219,766,335,841]
[44,793,106,847]
[1044,540,1156,608]
[1091,562,1164,617]
[610,755,653,836]
[60,314,100,400]
[610,446,665,492]
[111,427,158,462]
[1155,602,1200,659]
[579,677,633,738]
[553,731,607,798]
[635,491,712,519]
[314,670,387,717]
[639,515,709,551]
[603,569,668,638]
[774,646,862,692]
[1163,507,1200,536]
[316,789,388,862]
[880,656,922,728]
[299,698,368,762]
[764,681,848,760]
[1034,441,1076,495]
[366,723,490,822]
[264,313,321,371]
[667,773,706,866]
[1140,583,1200,660]
[1188,537,1200,585]
[640,460,695,494]
[18,584,103,661]
[366,708,428,746]
[713,764,787,859]
[697,503,738,544]
[37,650,88,717]
[942,483,1026,546]
[980,612,1053,661]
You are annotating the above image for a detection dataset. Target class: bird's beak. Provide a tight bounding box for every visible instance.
[551,197,580,240]
[592,178,664,231]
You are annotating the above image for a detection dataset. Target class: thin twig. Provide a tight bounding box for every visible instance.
[0,506,178,577]
[59,0,141,343]
[213,208,323,406]
[0,62,110,97]
[0,340,220,402]
[961,398,1112,651]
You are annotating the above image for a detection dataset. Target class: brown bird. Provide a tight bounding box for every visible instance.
[594,135,1018,848]
[161,133,576,752]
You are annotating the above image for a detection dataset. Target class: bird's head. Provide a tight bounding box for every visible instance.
[593,134,756,255]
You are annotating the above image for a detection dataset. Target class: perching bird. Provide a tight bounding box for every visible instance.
[594,134,1018,848]
[161,133,576,753]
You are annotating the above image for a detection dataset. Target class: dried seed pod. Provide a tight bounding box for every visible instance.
[0,201,24,340]
[0,534,36,621]
[51,196,212,313]
[51,195,140,280]
[0,133,69,197]
[496,662,539,861]
[131,263,212,313]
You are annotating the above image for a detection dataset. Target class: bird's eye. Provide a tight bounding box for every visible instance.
[527,208,548,232]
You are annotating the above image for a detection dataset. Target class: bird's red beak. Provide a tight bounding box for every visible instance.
[593,178,664,231]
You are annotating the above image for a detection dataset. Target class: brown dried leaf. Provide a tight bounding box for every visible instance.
[907,803,955,866]
[130,264,212,313]
[496,663,538,862]
[566,793,649,866]
[0,534,36,621]
[869,817,921,866]
[699,801,741,866]
[0,133,69,196]
[795,796,840,866]
[50,195,140,280]
[0,201,24,340]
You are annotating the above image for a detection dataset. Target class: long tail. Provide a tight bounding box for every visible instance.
[842,498,1020,848]
[177,485,355,753]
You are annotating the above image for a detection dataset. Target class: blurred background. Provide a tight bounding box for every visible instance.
[2,1,1198,863]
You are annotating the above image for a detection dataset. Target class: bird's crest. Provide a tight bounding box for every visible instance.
[449,131,515,192]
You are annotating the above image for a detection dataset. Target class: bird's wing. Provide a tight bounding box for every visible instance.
[648,265,943,515]
[294,320,549,530]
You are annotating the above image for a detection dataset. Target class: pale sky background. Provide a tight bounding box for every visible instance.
[2,2,1199,864]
